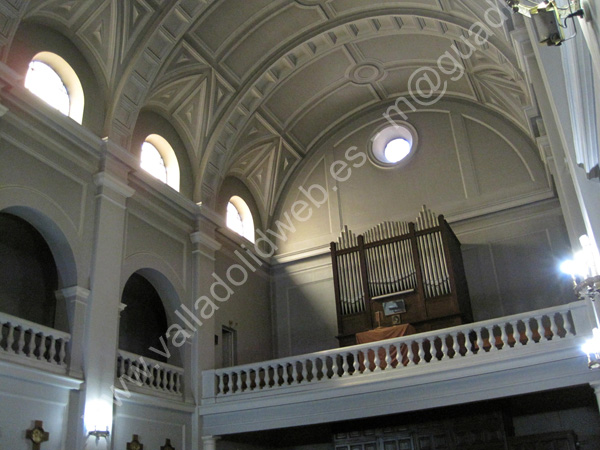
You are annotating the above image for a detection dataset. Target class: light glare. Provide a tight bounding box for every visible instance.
[384,138,411,163]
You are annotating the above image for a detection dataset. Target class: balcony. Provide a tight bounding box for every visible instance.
[0,311,70,375]
[200,300,600,436]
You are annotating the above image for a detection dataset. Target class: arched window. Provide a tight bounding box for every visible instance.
[226,196,255,243]
[24,51,84,123]
[119,273,169,363]
[140,134,180,191]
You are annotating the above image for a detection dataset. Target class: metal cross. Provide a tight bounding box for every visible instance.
[26,420,49,450]
[127,434,143,450]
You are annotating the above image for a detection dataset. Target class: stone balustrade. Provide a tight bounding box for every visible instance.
[116,349,184,397]
[0,312,70,373]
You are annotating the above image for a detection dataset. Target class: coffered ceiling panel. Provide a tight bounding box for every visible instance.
[289,83,378,148]
[190,0,273,56]
[221,3,327,80]
[264,47,353,126]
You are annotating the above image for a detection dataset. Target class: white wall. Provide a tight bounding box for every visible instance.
[271,99,572,357]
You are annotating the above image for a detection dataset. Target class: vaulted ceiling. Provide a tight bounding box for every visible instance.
[0,0,537,222]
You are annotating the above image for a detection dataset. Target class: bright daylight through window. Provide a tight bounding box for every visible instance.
[369,123,417,168]
[141,141,167,183]
[25,60,70,116]
[140,134,180,191]
[226,197,255,243]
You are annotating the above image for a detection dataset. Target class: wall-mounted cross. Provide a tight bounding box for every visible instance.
[161,438,175,450]
[26,420,49,450]
[127,434,143,450]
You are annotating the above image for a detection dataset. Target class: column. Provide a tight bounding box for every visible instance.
[55,286,90,379]
[83,142,135,449]
[190,205,222,450]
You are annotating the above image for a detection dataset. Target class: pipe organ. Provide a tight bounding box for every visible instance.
[331,206,472,346]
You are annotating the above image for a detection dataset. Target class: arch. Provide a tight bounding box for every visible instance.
[119,272,170,363]
[121,254,188,367]
[0,212,59,329]
[0,191,80,290]
[7,21,107,135]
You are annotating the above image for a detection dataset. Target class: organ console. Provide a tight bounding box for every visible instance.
[330,206,473,346]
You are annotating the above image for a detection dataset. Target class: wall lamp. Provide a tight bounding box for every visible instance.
[88,428,110,442]
[505,0,585,45]
[560,235,600,368]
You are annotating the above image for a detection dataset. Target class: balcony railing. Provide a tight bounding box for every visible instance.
[116,349,184,398]
[0,312,70,374]
[203,301,589,401]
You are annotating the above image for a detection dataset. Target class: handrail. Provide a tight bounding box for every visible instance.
[116,349,184,397]
[0,311,70,369]
[203,301,588,400]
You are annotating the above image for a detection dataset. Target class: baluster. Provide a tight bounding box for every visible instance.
[440,335,449,361]
[24,330,33,357]
[118,356,125,377]
[418,339,426,364]
[176,373,182,394]
[550,313,559,339]
[225,370,233,393]
[330,355,338,378]
[167,371,174,392]
[406,341,415,366]
[300,359,308,384]
[16,326,25,355]
[307,358,316,382]
[499,324,508,351]
[524,319,534,344]
[5,323,15,353]
[372,347,381,372]
[37,332,47,360]
[291,361,299,384]
[475,328,485,353]
[387,344,395,369]
[218,372,225,395]
[341,353,349,377]
[57,339,66,366]
[538,315,548,342]
[351,350,360,374]
[237,370,244,392]
[489,326,499,352]
[451,332,461,358]
[47,336,56,363]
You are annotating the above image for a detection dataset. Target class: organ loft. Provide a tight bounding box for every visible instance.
[331,206,472,346]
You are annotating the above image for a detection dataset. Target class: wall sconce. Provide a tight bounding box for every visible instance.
[83,399,112,446]
[561,235,600,368]
[505,0,585,46]
[88,428,110,442]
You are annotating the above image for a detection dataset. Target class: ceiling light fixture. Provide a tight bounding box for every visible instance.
[505,0,584,46]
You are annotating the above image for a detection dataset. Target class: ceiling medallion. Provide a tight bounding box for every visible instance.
[348,61,385,85]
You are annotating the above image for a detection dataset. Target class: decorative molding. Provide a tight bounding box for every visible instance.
[93,172,136,200]
[190,230,222,253]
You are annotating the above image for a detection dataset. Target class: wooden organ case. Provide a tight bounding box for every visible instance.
[331,206,472,346]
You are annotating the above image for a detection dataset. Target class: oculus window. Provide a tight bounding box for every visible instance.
[140,134,180,191]
[25,52,84,123]
[226,196,255,243]
[369,122,418,168]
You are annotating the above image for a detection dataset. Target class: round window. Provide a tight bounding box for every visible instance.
[369,123,418,168]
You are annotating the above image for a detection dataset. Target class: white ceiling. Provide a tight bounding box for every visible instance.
[2,0,538,220]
